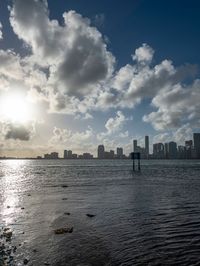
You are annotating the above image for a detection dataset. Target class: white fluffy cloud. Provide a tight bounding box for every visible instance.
[105,111,127,134]
[0,22,3,40]
[97,111,131,140]
[10,0,115,101]
[143,80,200,130]
[132,43,154,64]
[0,0,198,154]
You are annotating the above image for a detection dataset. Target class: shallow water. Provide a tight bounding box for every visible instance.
[0,159,200,265]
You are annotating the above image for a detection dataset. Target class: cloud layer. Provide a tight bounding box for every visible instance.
[0,0,199,154]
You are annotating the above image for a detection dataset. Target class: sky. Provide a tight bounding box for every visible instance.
[0,0,200,157]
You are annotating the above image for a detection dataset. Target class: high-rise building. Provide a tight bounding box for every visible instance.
[145,136,149,158]
[98,145,105,159]
[133,140,137,152]
[117,147,123,158]
[67,150,72,159]
[153,143,165,159]
[64,150,68,159]
[168,142,177,159]
[193,133,200,158]
[164,143,169,159]
[110,150,115,159]
[178,145,186,159]
[185,140,193,159]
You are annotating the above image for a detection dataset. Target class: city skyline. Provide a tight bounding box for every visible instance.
[1,132,199,160]
[0,0,200,157]
[44,132,200,159]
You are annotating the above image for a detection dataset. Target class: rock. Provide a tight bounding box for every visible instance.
[62,198,68,200]
[44,263,50,265]
[7,206,10,208]
[64,212,70,215]
[3,230,12,239]
[24,258,29,264]
[21,207,25,210]
[61,185,68,188]
[54,226,73,234]
[86,214,96,218]
[27,194,31,196]
[33,249,37,253]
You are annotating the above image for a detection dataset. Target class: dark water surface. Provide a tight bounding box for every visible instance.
[1,159,200,265]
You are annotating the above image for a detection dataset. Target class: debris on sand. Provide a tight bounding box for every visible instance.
[54,226,73,234]
[86,214,96,218]
[62,198,68,200]
[64,212,71,215]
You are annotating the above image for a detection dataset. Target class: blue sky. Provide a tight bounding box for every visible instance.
[0,0,200,157]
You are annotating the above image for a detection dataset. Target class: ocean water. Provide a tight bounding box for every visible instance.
[0,159,200,266]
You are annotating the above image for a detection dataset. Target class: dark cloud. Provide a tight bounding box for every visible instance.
[4,123,34,141]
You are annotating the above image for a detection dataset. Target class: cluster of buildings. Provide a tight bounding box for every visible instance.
[42,150,93,159]
[39,132,200,160]
[134,133,200,159]
[97,145,126,159]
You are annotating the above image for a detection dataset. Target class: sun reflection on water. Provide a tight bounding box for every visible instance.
[0,160,27,225]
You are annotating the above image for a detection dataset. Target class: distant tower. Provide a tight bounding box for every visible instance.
[67,150,72,159]
[117,147,123,158]
[168,142,177,159]
[133,140,137,152]
[98,145,105,159]
[145,136,149,158]
[193,133,200,158]
[64,150,68,159]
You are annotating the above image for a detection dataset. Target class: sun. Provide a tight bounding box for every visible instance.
[0,93,32,123]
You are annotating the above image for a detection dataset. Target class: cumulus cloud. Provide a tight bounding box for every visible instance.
[97,111,131,140]
[0,22,3,40]
[0,0,198,151]
[99,47,196,111]
[1,122,35,141]
[10,0,115,99]
[105,111,127,134]
[143,80,200,130]
[153,124,193,145]
[0,50,24,82]
[49,126,96,154]
[132,43,154,64]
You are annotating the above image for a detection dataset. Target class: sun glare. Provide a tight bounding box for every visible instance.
[0,94,32,123]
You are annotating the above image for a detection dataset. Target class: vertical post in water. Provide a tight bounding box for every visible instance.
[133,156,135,171]
[138,153,141,171]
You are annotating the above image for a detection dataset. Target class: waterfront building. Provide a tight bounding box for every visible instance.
[98,145,105,159]
[153,143,165,159]
[193,133,200,158]
[145,136,149,158]
[168,142,177,159]
[116,147,123,158]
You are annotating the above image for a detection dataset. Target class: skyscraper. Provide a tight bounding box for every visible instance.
[98,145,105,159]
[64,150,68,159]
[145,136,149,158]
[117,147,123,158]
[168,142,177,159]
[193,133,200,158]
[153,143,165,159]
[133,140,137,152]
